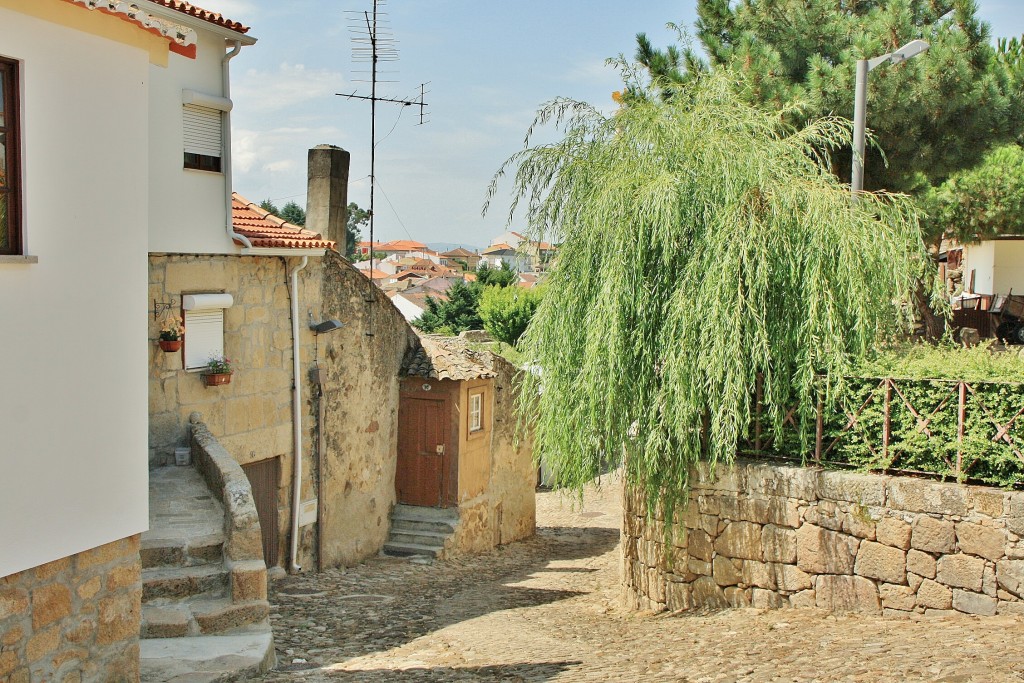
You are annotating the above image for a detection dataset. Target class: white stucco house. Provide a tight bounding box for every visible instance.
[958,237,1024,297]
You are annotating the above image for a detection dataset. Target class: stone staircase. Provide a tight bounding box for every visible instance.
[139,461,274,682]
[383,504,459,558]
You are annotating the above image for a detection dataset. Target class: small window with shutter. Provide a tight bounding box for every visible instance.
[182,293,233,370]
[183,103,223,172]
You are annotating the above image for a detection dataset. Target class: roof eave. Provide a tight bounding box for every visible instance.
[241,247,329,257]
[137,0,257,44]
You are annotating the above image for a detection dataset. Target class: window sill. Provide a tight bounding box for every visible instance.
[0,255,38,264]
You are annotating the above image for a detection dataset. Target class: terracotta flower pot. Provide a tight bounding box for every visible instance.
[159,339,183,352]
[203,372,232,387]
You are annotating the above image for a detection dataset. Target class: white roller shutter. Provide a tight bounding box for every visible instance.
[183,104,222,158]
[184,309,224,370]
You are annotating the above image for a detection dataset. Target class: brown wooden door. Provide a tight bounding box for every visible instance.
[242,457,280,566]
[396,395,449,507]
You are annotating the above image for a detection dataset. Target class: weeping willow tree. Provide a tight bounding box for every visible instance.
[488,71,934,517]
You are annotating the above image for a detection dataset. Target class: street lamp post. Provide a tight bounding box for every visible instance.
[851,39,930,197]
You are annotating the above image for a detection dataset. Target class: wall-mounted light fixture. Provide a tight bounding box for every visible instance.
[310,318,344,334]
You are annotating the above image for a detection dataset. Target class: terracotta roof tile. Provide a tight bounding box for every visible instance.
[150,0,250,34]
[232,193,336,250]
[379,240,428,251]
[441,247,477,257]
[402,334,497,381]
[482,243,514,255]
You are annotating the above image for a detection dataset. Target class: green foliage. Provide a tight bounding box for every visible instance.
[259,198,278,215]
[479,285,544,346]
[922,144,1024,244]
[346,202,370,258]
[489,70,933,516]
[279,201,306,226]
[476,261,517,287]
[413,280,483,335]
[641,1,1017,197]
[858,341,1024,383]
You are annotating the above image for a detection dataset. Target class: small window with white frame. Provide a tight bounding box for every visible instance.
[182,293,233,370]
[469,391,483,433]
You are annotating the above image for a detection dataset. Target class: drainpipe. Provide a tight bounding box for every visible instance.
[288,256,309,573]
[222,40,251,248]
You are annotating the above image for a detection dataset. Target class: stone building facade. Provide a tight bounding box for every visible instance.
[0,536,141,682]
[624,460,1024,617]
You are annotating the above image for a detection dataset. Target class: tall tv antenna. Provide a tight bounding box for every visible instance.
[339,0,429,287]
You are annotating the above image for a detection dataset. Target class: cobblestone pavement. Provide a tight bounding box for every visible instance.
[241,473,1024,682]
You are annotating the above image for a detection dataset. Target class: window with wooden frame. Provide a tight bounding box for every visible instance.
[0,57,22,255]
[469,390,483,433]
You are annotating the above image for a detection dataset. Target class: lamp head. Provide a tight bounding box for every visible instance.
[310,319,344,334]
[890,39,930,64]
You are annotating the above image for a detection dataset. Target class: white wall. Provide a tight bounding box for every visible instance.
[962,241,996,294]
[0,8,149,576]
[148,29,238,254]
[993,240,1024,295]
[391,294,425,322]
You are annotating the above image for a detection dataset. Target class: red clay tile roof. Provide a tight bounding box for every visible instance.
[363,269,390,280]
[379,240,428,251]
[150,0,250,34]
[441,248,477,257]
[482,243,514,254]
[232,193,335,250]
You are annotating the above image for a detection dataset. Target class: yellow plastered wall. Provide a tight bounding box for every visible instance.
[457,378,493,502]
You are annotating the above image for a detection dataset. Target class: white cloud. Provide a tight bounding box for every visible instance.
[233,63,345,113]
[263,159,295,173]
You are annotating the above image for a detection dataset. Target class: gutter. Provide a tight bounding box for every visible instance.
[288,256,309,573]
[222,40,251,248]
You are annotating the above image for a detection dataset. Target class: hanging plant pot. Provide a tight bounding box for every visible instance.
[203,373,232,387]
[158,339,183,352]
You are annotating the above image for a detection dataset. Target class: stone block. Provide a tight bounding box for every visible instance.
[984,565,997,597]
[230,560,268,602]
[804,501,843,531]
[970,490,1006,518]
[689,530,713,562]
[725,586,751,608]
[776,564,813,592]
[64,618,96,645]
[699,514,719,536]
[790,589,816,608]
[31,583,72,630]
[762,525,797,563]
[751,588,785,609]
[690,576,728,609]
[952,589,997,616]
[911,517,955,554]
[814,575,880,612]
[908,573,924,591]
[2,625,23,647]
[666,581,690,612]
[876,517,912,550]
[105,563,140,592]
[887,479,969,516]
[34,557,71,581]
[796,524,858,575]
[741,561,777,590]
[26,626,60,664]
[698,495,720,516]
[76,538,133,570]
[0,651,18,678]
[818,470,886,506]
[714,521,763,561]
[955,522,1005,562]
[713,556,743,587]
[97,592,140,645]
[1008,493,1024,536]
[0,586,29,621]
[879,583,916,611]
[688,558,711,577]
[936,554,985,591]
[916,579,953,610]
[996,559,1024,598]
[906,549,937,579]
[997,600,1024,615]
[766,497,801,528]
[855,541,906,584]
[841,510,876,540]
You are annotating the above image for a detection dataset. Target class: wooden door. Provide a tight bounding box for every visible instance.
[396,395,449,507]
[242,457,280,566]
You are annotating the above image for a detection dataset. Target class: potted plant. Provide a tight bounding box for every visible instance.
[202,354,233,386]
[158,313,185,352]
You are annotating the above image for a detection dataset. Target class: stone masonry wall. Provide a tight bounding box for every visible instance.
[0,535,141,683]
[623,460,1024,617]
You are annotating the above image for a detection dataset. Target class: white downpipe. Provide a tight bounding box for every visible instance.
[222,40,251,248]
[288,256,309,573]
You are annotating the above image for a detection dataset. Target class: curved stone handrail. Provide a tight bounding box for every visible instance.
[188,413,265,564]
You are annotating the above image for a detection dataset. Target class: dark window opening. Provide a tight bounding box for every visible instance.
[184,153,222,173]
[0,57,22,255]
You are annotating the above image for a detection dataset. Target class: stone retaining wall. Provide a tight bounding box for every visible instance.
[623,460,1024,617]
[0,536,141,682]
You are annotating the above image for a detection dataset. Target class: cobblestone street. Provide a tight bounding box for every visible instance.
[243,474,1024,682]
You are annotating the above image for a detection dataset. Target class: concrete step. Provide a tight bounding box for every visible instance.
[387,529,451,547]
[382,541,443,558]
[141,598,270,639]
[392,504,459,524]
[140,623,275,683]
[143,564,228,602]
[391,517,457,534]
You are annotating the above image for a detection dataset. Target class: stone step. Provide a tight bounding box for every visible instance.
[382,541,443,558]
[141,533,225,569]
[387,529,451,547]
[141,598,270,639]
[392,504,459,524]
[391,517,457,534]
[139,623,275,683]
[143,564,228,602]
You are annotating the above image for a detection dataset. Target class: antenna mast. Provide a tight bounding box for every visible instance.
[340,0,429,283]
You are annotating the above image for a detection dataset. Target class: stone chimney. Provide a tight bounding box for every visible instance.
[305,145,350,251]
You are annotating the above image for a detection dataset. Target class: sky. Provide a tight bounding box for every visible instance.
[195,1,1024,250]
